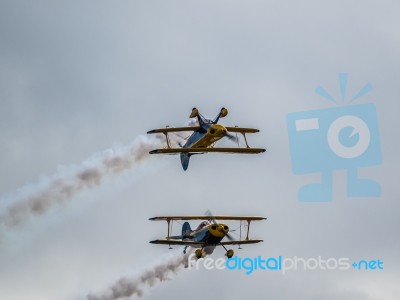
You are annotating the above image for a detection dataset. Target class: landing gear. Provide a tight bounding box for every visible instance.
[226,249,234,258]
[195,249,203,259]
[219,243,234,258]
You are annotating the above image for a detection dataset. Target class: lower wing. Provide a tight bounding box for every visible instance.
[149,147,266,154]
[150,239,204,246]
[150,239,263,246]
[220,239,263,246]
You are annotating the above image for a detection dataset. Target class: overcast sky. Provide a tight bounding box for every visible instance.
[0,1,399,299]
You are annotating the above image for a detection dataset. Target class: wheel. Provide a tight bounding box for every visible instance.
[195,249,203,259]
[226,249,234,258]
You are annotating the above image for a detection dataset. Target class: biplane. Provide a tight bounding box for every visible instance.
[149,214,266,259]
[147,107,266,170]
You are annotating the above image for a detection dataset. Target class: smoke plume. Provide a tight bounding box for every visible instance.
[0,135,165,228]
[87,248,193,300]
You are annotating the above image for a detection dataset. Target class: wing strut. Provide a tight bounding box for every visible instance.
[239,220,242,249]
[163,132,171,149]
[243,132,250,148]
[246,220,251,240]
[167,219,172,249]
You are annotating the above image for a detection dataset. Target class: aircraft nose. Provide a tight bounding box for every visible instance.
[218,224,229,233]
[209,125,225,135]
[220,125,228,135]
[209,126,216,135]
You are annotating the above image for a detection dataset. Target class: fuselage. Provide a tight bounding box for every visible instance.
[185,222,229,255]
[184,123,228,149]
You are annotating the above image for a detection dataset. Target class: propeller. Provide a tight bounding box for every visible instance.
[205,210,235,241]
[224,132,239,143]
[226,231,234,241]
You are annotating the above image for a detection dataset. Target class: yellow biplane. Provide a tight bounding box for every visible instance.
[149,213,266,259]
[147,107,266,170]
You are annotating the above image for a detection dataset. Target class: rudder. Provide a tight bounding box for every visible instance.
[182,222,192,238]
[180,153,191,171]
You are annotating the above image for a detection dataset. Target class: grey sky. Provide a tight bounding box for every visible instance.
[0,0,399,299]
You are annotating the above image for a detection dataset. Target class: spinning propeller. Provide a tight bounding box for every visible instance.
[205,210,235,241]
[224,131,239,143]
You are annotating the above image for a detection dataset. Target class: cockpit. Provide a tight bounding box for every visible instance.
[194,221,209,231]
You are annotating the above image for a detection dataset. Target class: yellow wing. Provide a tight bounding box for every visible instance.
[149,239,263,246]
[224,127,260,133]
[219,239,263,245]
[147,126,260,134]
[147,127,200,134]
[149,147,266,154]
[149,216,267,221]
[149,240,204,246]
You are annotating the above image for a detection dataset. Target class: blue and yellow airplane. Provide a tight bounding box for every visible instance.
[149,214,266,259]
[147,107,266,170]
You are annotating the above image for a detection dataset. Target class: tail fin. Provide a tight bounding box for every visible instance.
[213,107,228,124]
[180,153,191,171]
[189,107,204,126]
[182,222,192,238]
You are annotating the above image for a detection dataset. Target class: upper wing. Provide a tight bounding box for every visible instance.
[147,127,200,134]
[149,147,266,154]
[149,216,267,221]
[149,239,204,246]
[220,239,263,246]
[224,127,260,133]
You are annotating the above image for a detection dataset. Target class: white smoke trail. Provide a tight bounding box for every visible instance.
[87,248,194,300]
[0,135,166,229]
[187,118,199,127]
[165,119,199,143]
